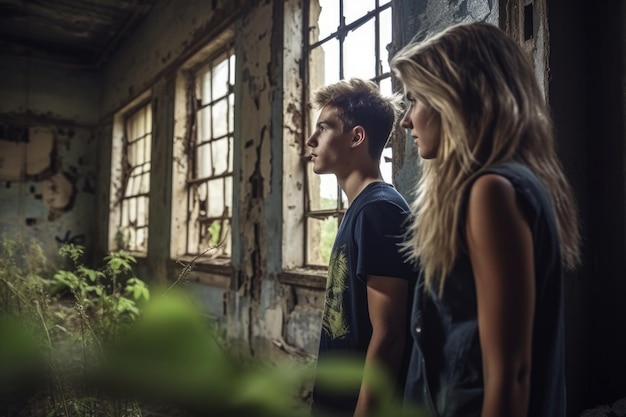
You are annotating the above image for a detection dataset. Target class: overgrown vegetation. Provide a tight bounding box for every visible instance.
[0,235,419,417]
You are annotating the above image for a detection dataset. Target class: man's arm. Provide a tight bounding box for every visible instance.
[353,275,409,417]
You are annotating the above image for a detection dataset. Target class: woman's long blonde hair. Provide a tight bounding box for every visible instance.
[391,22,581,294]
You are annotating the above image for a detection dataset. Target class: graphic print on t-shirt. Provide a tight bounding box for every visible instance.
[322,245,349,340]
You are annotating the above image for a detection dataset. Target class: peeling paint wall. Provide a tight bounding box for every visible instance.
[101,0,248,116]
[237,0,274,301]
[0,52,100,262]
[96,0,311,358]
[234,0,280,352]
[0,124,97,262]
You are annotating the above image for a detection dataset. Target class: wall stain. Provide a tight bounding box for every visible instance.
[55,230,86,245]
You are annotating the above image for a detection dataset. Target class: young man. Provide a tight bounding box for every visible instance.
[307,78,416,417]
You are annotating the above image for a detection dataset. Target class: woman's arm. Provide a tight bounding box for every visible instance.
[466,174,535,417]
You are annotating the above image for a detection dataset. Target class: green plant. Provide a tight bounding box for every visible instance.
[113,229,129,251]
[52,244,149,342]
[0,235,422,417]
[0,236,151,416]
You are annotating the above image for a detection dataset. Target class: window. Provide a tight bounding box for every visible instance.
[110,99,152,254]
[185,47,236,259]
[305,0,394,266]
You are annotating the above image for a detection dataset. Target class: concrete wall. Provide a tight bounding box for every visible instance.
[0,125,98,263]
[0,53,100,263]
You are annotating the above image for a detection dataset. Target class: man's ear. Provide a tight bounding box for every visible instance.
[350,125,366,148]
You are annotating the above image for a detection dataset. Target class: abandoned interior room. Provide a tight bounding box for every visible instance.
[0,0,624,415]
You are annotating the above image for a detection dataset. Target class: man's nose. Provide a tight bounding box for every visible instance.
[306,133,317,147]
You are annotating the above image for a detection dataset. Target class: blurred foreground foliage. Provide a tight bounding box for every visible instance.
[0,236,419,417]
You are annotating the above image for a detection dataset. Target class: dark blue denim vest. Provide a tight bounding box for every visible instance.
[404,162,565,417]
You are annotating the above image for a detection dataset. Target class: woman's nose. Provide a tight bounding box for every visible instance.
[400,111,412,129]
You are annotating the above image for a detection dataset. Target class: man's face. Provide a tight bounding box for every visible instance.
[306,106,354,175]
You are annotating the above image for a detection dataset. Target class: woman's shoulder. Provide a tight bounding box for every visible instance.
[466,174,518,219]
[464,162,553,228]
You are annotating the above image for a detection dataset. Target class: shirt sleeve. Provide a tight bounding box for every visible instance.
[353,200,415,283]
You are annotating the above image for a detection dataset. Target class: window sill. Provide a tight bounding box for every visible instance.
[167,257,232,289]
[166,259,327,290]
[278,267,327,290]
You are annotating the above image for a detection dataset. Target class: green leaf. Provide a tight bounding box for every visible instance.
[54,270,79,289]
[78,266,105,282]
[124,278,150,302]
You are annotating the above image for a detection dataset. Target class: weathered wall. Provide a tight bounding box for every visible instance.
[100,0,247,117]
[0,53,100,262]
[95,0,318,359]
[0,125,98,263]
[0,53,101,125]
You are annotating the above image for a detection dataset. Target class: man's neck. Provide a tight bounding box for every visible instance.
[338,170,384,205]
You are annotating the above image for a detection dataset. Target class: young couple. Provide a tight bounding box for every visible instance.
[308,22,581,417]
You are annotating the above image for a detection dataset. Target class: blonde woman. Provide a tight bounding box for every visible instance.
[390,22,581,417]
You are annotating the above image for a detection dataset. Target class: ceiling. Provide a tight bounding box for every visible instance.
[0,0,159,69]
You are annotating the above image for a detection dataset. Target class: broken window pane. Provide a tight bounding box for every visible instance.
[197,142,213,178]
[207,178,225,217]
[187,46,235,259]
[212,137,230,175]
[212,98,229,138]
[197,107,212,142]
[212,57,229,99]
[118,102,152,254]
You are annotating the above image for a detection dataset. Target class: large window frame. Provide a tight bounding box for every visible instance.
[109,94,153,255]
[303,0,394,267]
[170,32,237,272]
[184,45,236,262]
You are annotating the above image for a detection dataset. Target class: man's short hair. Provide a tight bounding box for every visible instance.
[312,78,401,161]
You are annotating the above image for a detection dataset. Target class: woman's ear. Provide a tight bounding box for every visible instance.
[350,125,366,148]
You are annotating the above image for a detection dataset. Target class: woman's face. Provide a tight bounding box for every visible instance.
[400,91,441,159]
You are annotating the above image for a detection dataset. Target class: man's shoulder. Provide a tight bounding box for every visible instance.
[361,186,410,214]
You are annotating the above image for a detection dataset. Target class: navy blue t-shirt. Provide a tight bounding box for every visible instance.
[312,181,416,415]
